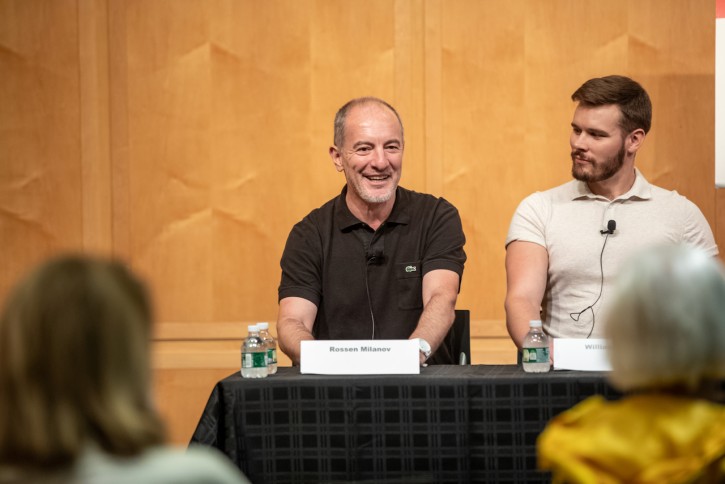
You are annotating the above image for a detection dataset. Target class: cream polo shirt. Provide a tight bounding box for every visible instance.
[505,169,718,339]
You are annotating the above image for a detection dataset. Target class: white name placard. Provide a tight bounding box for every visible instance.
[553,338,612,372]
[300,339,420,375]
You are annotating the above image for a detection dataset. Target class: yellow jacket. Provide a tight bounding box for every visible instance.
[538,394,725,483]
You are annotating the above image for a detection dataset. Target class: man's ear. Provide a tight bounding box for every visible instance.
[329,146,344,172]
[626,128,646,155]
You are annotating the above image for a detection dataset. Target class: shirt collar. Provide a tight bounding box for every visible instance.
[335,185,411,231]
[569,168,653,202]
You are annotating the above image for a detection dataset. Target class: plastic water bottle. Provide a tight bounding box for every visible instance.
[522,320,550,373]
[257,322,277,375]
[241,325,267,378]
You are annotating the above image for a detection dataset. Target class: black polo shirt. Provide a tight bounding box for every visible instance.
[278,186,466,364]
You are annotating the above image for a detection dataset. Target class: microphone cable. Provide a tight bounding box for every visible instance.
[364,246,384,340]
[364,258,376,340]
[570,220,615,338]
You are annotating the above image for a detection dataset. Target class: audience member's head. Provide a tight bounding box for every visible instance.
[604,245,725,393]
[0,255,165,470]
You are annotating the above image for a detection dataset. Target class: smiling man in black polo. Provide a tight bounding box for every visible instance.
[276,97,466,365]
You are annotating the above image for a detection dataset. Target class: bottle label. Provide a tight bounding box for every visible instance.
[522,347,549,363]
[267,348,277,364]
[242,352,267,369]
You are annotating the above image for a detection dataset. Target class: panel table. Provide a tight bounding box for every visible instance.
[190,365,620,483]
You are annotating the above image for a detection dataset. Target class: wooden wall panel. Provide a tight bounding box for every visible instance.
[79,0,113,255]
[153,367,237,445]
[628,1,715,224]
[0,0,83,300]
[439,0,529,321]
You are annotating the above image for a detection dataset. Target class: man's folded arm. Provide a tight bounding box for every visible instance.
[505,240,548,349]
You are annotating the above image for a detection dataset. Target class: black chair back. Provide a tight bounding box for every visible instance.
[445,309,470,365]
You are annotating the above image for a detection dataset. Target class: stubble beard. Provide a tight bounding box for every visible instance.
[354,182,396,204]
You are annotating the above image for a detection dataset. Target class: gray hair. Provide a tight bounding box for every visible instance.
[604,245,725,392]
[333,97,404,147]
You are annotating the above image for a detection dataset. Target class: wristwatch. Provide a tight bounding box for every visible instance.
[418,338,432,361]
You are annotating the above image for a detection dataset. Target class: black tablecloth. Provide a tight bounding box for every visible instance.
[190,365,620,483]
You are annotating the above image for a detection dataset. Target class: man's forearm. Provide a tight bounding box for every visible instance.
[411,270,461,365]
[505,297,540,349]
[277,319,315,365]
[409,293,456,353]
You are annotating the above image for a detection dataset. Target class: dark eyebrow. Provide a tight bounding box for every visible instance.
[571,123,609,137]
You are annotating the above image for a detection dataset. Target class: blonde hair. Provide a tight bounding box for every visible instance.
[604,245,725,392]
[0,255,164,470]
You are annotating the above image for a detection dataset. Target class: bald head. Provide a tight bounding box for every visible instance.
[333,97,404,148]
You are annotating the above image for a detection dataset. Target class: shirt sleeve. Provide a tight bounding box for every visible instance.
[278,215,323,305]
[505,192,548,249]
[681,198,719,257]
[420,198,467,278]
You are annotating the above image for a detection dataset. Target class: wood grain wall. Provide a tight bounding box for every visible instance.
[0,0,718,444]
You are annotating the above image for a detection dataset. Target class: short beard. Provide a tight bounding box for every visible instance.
[346,172,397,204]
[571,144,626,183]
[357,186,395,204]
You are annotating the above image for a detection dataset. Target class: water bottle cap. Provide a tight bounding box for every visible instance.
[529,320,542,328]
[257,322,269,330]
[248,324,259,332]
